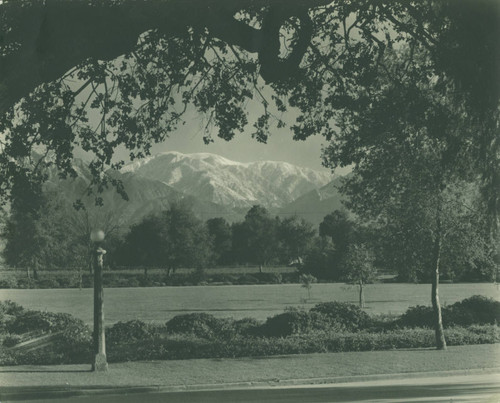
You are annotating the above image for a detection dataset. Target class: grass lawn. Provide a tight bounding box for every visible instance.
[0,344,498,388]
[0,283,498,324]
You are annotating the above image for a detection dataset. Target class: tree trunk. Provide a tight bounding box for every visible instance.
[27,266,31,288]
[78,266,83,290]
[0,0,329,118]
[431,213,447,350]
[359,280,365,308]
[259,264,263,273]
[88,245,93,275]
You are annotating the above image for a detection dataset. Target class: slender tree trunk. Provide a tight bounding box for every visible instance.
[88,246,93,275]
[259,264,263,273]
[359,280,365,308]
[78,265,83,290]
[431,212,447,350]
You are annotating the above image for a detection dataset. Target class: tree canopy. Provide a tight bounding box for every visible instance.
[0,0,498,213]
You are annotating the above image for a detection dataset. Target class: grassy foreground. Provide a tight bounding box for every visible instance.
[0,282,497,323]
[0,344,498,389]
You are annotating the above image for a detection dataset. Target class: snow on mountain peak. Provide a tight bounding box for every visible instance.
[121,151,332,208]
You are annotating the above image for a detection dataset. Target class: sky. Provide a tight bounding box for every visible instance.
[94,85,349,174]
[113,86,352,175]
[147,111,331,172]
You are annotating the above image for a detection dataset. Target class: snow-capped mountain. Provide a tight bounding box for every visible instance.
[121,151,333,208]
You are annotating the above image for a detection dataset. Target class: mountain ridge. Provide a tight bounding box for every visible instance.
[120,151,333,208]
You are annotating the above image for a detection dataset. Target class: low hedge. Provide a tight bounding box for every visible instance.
[105,325,499,362]
[0,297,498,365]
[0,271,300,289]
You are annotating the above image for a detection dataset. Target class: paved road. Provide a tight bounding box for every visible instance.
[11,374,500,403]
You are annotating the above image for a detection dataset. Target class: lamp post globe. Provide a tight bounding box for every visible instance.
[90,229,105,243]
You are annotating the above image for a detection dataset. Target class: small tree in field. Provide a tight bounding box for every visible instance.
[299,273,317,301]
[343,243,376,308]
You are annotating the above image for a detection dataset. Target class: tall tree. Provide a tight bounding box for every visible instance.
[206,217,232,266]
[277,215,315,265]
[233,205,278,271]
[120,215,166,270]
[162,204,212,275]
[301,236,337,281]
[323,45,497,350]
[120,204,212,274]
[319,210,355,272]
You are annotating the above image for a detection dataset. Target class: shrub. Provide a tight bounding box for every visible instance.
[236,274,260,285]
[16,278,31,289]
[260,308,335,337]
[0,278,18,289]
[166,313,225,339]
[57,276,75,288]
[57,322,92,363]
[6,310,83,334]
[0,300,25,316]
[36,278,60,289]
[447,295,500,326]
[310,302,372,331]
[398,305,435,328]
[399,296,500,329]
[231,318,263,336]
[2,334,22,347]
[106,320,163,345]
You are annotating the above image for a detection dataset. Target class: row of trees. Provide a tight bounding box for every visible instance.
[117,204,315,274]
[2,189,495,286]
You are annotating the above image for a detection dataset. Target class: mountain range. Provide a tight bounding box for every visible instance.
[51,152,345,228]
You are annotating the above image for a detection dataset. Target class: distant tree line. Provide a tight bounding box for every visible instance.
[2,188,496,285]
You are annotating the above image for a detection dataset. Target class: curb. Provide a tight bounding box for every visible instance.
[1,367,499,401]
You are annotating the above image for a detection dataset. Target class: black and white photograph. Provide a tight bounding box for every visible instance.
[0,0,498,401]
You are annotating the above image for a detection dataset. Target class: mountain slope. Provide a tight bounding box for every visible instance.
[46,160,243,228]
[278,176,346,226]
[121,151,333,208]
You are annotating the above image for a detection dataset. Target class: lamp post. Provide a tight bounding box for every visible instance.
[90,229,108,372]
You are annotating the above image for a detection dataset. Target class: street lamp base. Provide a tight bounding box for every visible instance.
[92,353,108,372]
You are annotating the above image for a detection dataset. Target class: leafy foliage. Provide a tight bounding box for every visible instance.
[106,320,163,345]
[260,308,334,338]
[310,301,372,331]
[166,313,225,339]
[398,296,500,328]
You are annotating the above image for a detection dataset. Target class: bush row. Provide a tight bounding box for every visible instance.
[2,324,497,365]
[398,296,500,328]
[0,271,299,289]
[0,296,498,365]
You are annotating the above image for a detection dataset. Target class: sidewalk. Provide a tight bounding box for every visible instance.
[1,344,499,400]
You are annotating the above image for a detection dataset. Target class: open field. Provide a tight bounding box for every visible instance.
[1,283,498,324]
